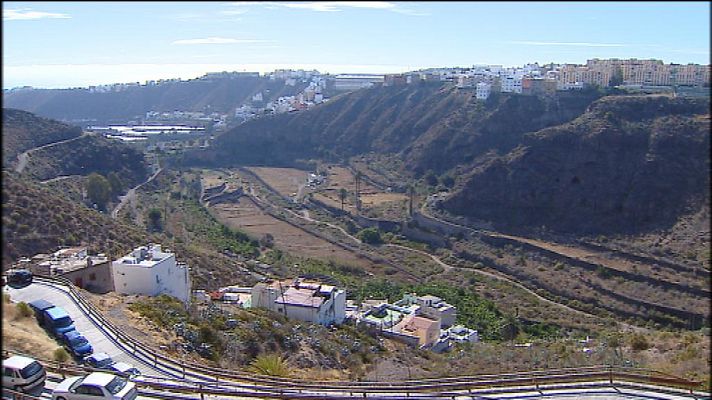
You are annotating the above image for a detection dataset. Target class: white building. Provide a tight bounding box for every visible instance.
[446,325,479,343]
[476,82,492,100]
[333,74,384,91]
[398,293,457,328]
[112,244,191,304]
[251,278,346,325]
[500,76,523,93]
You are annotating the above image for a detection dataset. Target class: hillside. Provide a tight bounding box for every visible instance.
[441,95,711,236]
[2,108,82,168]
[4,76,308,123]
[1,172,258,289]
[188,84,601,173]
[20,134,148,187]
[1,172,149,265]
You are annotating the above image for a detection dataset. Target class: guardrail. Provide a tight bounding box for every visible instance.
[16,275,709,397]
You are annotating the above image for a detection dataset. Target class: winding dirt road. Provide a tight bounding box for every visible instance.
[111,167,163,219]
[14,133,87,174]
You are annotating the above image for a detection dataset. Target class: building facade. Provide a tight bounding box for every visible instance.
[112,244,191,304]
[251,278,346,325]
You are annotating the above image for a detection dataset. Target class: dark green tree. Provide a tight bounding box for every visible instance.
[86,173,111,211]
[356,228,383,245]
[424,170,438,187]
[499,313,520,343]
[107,172,124,197]
[148,208,163,232]
[609,66,624,87]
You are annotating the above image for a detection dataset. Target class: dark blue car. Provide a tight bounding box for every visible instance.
[6,269,32,287]
[61,330,93,358]
[83,352,114,370]
[43,306,75,337]
[28,299,54,324]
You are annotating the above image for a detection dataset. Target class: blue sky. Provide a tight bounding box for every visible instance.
[3,1,710,89]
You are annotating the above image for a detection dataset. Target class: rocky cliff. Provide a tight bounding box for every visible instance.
[441,96,710,235]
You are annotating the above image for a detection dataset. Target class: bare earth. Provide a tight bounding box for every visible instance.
[2,293,62,360]
[247,167,309,198]
[211,196,377,269]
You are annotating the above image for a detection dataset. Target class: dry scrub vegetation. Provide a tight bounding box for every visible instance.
[2,293,63,360]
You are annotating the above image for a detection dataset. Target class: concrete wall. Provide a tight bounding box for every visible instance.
[400,222,447,247]
[411,210,471,237]
[381,329,420,347]
[62,261,114,294]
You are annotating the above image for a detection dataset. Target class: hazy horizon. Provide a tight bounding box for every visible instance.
[3,1,710,89]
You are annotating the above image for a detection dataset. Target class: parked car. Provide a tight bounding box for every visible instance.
[6,269,33,287]
[42,306,75,337]
[61,330,93,358]
[52,372,138,400]
[109,362,141,378]
[84,353,114,370]
[28,299,55,324]
[2,355,47,392]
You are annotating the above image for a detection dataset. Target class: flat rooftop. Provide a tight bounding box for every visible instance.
[275,287,324,308]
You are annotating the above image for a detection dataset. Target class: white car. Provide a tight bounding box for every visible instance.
[109,362,141,378]
[2,355,46,392]
[52,372,138,400]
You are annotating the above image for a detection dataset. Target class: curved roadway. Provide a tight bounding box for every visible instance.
[4,282,166,378]
[2,282,706,399]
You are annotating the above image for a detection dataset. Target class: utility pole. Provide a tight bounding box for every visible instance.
[408,185,414,217]
[354,171,362,212]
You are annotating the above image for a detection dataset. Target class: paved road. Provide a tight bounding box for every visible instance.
[2,284,703,399]
[3,283,167,378]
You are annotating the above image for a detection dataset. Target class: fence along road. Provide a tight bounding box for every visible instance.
[3,276,709,399]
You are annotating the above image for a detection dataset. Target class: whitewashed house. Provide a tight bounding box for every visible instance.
[251,278,346,325]
[476,82,492,100]
[112,244,191,304]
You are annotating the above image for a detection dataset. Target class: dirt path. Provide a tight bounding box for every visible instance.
[250,185,618,327]
[40,174,82,184]
[14,133,87,174]
[381,243,622,326]
[111,167,163,219]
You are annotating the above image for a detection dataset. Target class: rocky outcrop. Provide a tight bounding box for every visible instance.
[441,96,710,235]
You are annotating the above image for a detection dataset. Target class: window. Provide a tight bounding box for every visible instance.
[3,368,14,377]
[76,385,104,396]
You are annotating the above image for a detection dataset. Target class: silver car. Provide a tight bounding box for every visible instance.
[52,372,138,400]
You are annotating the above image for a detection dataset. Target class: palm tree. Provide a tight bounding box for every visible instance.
[339,188,348,211]
[354,171,362,210]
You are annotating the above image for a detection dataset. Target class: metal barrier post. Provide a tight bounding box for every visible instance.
[609,365,613,385]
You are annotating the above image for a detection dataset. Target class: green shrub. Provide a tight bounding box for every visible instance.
[356,228,383,245]
[53,347,70,363]
[629,333,650,351]
[248,354,290,377]
[16,302,32,318]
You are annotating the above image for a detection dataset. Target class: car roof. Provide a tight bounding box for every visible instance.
[89,353,111,361]
[2,355,37,369]
[46,307,69,319]
[29,299,54,310]
[10,269,31,275]
[111,362,134,372]
[64,330,82,339]
[82,372,116,387]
